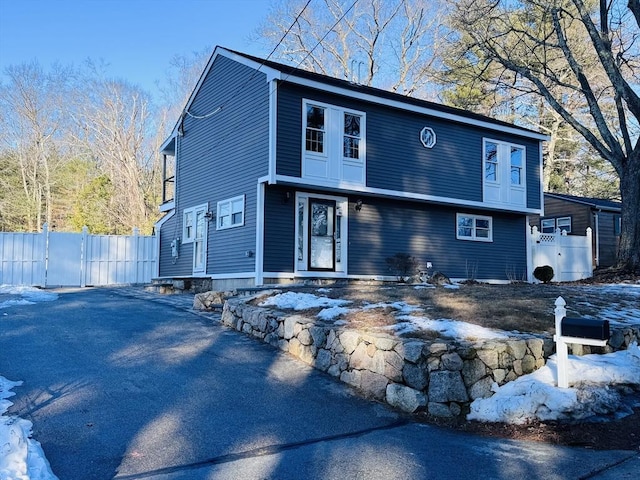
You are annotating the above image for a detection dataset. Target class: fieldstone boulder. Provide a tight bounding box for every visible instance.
[428,371,469,403]
[386,384,427,413]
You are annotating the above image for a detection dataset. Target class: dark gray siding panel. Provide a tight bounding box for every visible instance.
[158,213,193,276]
[276,83,542,209]
[174,54,270,276]
[263,186,295,273]
[542,197,593,234]
[348,196,527,280]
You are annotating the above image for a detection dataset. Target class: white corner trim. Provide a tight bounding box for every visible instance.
[255,182,266,286]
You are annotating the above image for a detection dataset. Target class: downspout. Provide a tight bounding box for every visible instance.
[593,210,600,268]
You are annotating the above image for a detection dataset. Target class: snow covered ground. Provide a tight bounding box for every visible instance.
[261,287,640,423]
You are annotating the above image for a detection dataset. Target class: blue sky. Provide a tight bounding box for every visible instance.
[0,0,272,99]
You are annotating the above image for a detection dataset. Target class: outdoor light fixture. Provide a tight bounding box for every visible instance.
[204,211,215,221]
[355,199,363,211]
[283,191,291,203]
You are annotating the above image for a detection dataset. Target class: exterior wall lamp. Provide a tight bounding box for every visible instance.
[355,199,363,211]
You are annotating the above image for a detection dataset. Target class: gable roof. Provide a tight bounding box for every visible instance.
[228,49,547,140]
[544,192,621,212]
[164,46,549,147]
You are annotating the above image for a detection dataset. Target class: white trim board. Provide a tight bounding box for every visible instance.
[273,175,543,215]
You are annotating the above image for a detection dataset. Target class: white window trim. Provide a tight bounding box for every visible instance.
[301,99,366,185]
[556,216,571,233]
[542,216,571,234]
[482,138,527,208]
[217,194,245,231]
[541,218,556,233]
[456,213,493,242]
[182,203,207,244]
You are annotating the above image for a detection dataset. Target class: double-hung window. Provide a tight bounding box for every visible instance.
[302,100,366,186]
[541,216,571,233]
[457,213,493,242]
[217,195,245,230]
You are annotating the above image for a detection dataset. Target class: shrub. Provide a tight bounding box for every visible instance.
[533,265,554,283]
[385,253,420,283]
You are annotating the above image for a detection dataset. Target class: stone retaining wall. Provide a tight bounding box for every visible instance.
[219,297,639,417]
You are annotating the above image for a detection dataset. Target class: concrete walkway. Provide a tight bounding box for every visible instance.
[0,287,637,479]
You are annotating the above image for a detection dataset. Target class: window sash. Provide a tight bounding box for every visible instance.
[485,142,498,183]
[217,195,245,230]
[457,214,493,242]
[541,219,555,233]
[305,105,325,154]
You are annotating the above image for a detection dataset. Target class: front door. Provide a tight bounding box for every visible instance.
[309,198,335,271]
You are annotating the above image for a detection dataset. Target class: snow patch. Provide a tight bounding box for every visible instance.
[468,343,640,424]
[1,376,59,480]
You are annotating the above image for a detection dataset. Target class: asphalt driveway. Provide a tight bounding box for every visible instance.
[0,287,637,479]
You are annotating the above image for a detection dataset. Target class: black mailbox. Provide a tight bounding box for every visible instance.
[561,317,610,341]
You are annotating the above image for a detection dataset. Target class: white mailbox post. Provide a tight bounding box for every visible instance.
[554,296,609,388]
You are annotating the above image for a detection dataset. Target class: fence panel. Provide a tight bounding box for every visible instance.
[0,231,45,286]
[530,227,592,282]
[47,231,83,287]
[0,225,156,287]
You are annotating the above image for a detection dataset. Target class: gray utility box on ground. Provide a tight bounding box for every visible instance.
[560,317,610,341]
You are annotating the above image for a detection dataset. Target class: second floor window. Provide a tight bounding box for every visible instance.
[343,113,361,159]
[302,99,366,186]
[306,105,325,153]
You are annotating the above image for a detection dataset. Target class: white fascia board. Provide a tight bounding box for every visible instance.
[167,47,282,139]
[160,135,176,153]
[274,175,544,215]
[284,75,549,142]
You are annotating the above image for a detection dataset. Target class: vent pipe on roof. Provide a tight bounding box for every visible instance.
[350,59,365,84]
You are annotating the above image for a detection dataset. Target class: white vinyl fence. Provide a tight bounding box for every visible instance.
[0,224,156,287]
[529,226,593,282]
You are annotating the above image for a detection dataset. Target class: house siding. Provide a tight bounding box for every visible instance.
[275,82,541,210]
[540,197,593,234]
[348,196,527,280]
[164,54,269,277]
[263,185,296,273]
[262,186,527,281]
[158,213,193,277]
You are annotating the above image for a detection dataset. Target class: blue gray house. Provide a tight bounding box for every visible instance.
[156,47,547,289]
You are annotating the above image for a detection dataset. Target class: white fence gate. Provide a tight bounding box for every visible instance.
[0,224,156,287]
[529,226,593,282]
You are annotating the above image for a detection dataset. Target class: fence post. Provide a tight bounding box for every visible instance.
[526,224,534,283]
[42,223,49,288]
[80,226,89,288]
[133,227,140,284]
[585,227,593,273]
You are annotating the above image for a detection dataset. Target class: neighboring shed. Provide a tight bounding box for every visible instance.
[534,193,622,269]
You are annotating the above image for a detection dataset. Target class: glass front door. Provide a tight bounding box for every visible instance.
[309,199,335,271]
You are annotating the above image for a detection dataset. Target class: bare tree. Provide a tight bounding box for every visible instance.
[258,0,447,98]
[448,0,640,272]
[71,70,158,234]
[0,62,71,231]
